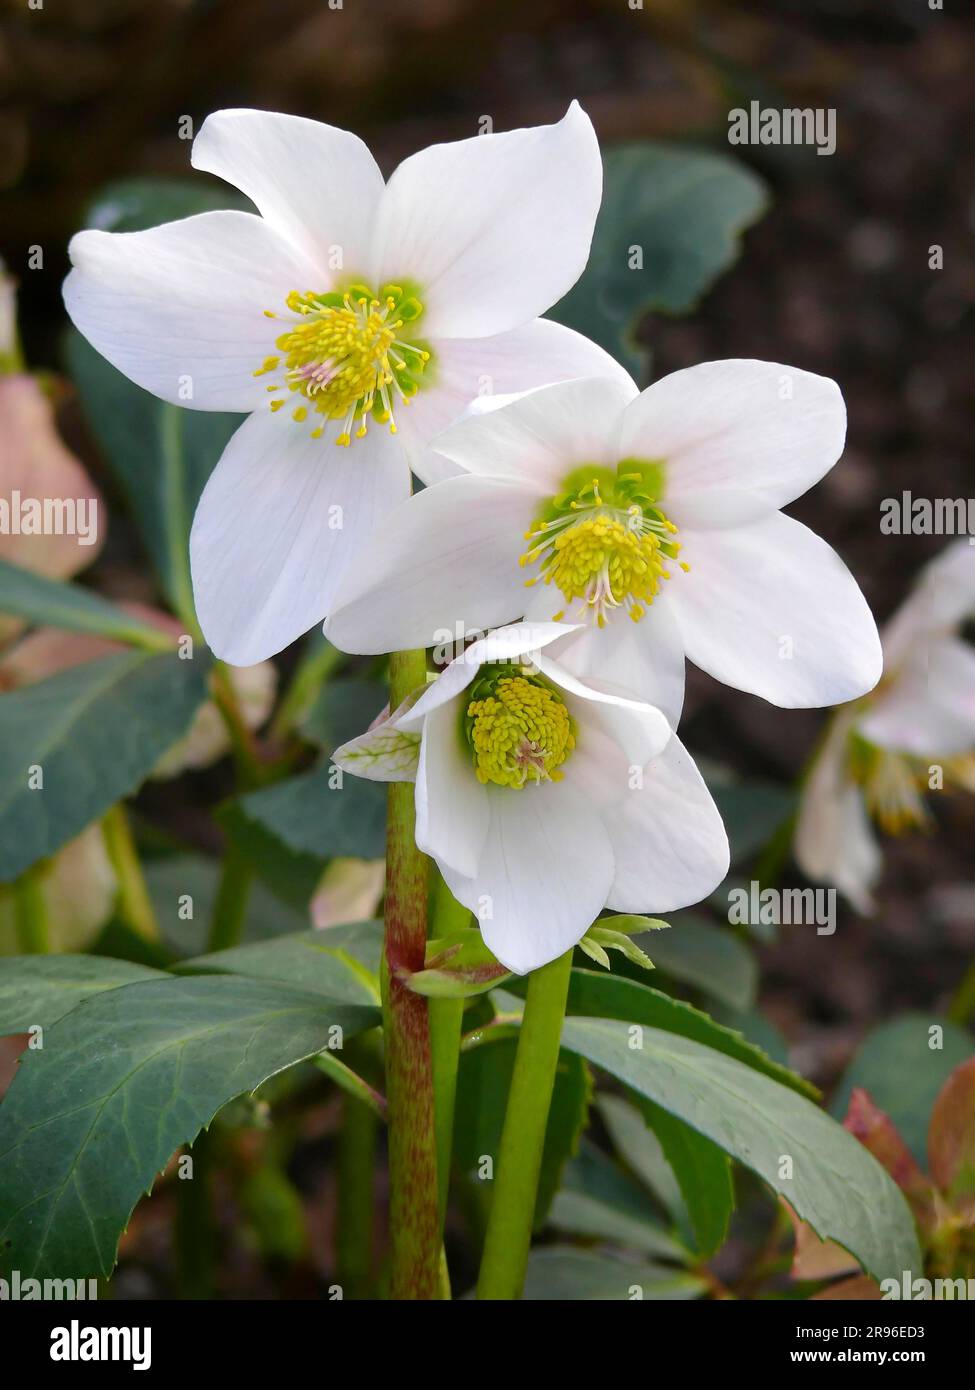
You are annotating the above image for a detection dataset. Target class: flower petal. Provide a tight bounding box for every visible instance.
[65,211,320,411]
[396,621,580,732]
[534,649,672,769]
[401,319,637,484]
[438,779,615,975]
[604,734,730,913]
[859,637,975,757]
[619,360,847,528]
[414,698,490,879]
[881,539,975,673]
[326,474,534,655]
[794,713,881,914]
[525,587,687,727]
[370,102,601,339]
[667,512,882,708]
[424,373,636,494]
[189,410,409,664]
[191,108,384,276]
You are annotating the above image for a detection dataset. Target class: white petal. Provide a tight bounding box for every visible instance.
[64,212,319,411]
[396,621,581,732]
[794,713,880,915]
[604,734,730,913]
[414,699,489,878]
[191,109,384,275]
[400,319,637,485]
[326,474,535,655]
[881,539,975,673]
[619,360,847,528]
[189,410,409,664]
[527,590,687,727]
[533,651,672,769]
[370,102,601,339]
[859,637,975,757]
[424,374,636,494]
[438,780,615,975]
[668,512,882,708]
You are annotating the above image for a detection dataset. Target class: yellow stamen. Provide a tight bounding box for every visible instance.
[466,674,574,789]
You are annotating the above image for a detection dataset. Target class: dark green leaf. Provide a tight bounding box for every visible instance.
[548,1186,685,1262]
[598,1093,688,1227]
[549,142,769,376]
[624,913,757,1011]
[0,560,173,650]
[560,1017,922,1283]
[232,761,387,862]
[216,800,325,911]
[300,677,387,751]
[178,922,383,1007]
[454,1039,591,1230]
[831,1014,974,1168]
[0,974,378,1279]
[0,955,163,1034]
[562,968,815,1099]
[143,853,309,956]
[0,649,210,880]
[640,1100,733,1258]
[521,1247,704,1301]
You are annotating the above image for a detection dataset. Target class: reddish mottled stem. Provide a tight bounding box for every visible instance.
[383,648,440,1299]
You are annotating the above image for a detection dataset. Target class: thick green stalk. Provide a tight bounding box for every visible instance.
[270,637,344,740]
[428,870,470,1230]
[476,948,574,1300]
[174,1130,217,1299]
[13,861,50,953]
[336,1092,378,1299]
[383,647,440,1300]
[101,804,160,943]
[949,959,975,1026]
[207,841,254,953]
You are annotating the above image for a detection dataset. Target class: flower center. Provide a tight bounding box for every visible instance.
[464,667,575,789]
[520,463,688,626]
[254,282,432,447]
[849,735,930,835]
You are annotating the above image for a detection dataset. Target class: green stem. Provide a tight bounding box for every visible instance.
[336,1092,378,1299]
[207,842,254,953]
[101,804,160,943]
[428,870,470,1231]
[476,948,574,1300]
[174,1131,217,1299]
[382,646,440,1300]
[211,663,266,790]
[270,637,344,741]
[949,959,975,1026]
[13,861,51,953]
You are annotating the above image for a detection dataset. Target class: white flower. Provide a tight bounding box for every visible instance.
[63,106,629,665]
[795,540,975,912]
[332,623,729,974]
[326,365,882,724]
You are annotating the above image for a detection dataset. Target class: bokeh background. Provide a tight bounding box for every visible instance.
[1,0,973,1296]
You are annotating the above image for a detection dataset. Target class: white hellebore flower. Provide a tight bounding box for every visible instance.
[326,366,882,724]
[332,623,729,974]
[795,539,975,912]
[63,105,629,664]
